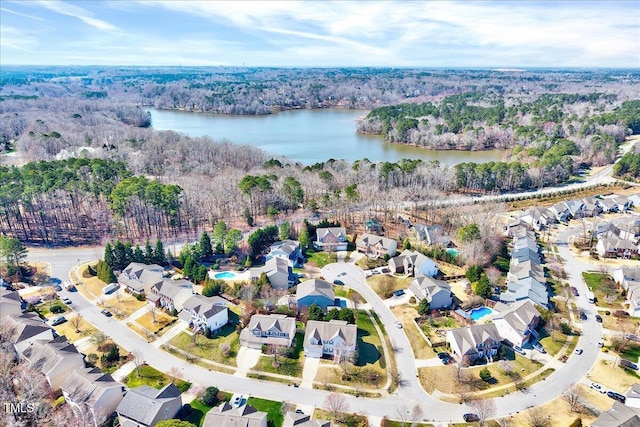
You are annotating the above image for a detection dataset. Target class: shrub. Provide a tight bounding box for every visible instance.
[136,293,145,301]
[409,296,416,304]
[50,305,64,314]
[568,418,582,427]
[203,386,220,407]
[212,263,220,270]
[87,353,98,365]
[479,367,492,382]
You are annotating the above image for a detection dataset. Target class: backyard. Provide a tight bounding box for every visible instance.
[169,324,240,367]
[126,364,191,392]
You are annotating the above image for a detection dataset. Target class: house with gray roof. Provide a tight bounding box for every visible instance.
[626,383,640,409]
[61,367,124,427]
[0,287,24,318]
[315,227,348,252]
[250,256,296,289]
[148,278,193,312]
[500,230,548,308]
[519,207,557,231]
[296,279,336,313]
[388,249,438,277]
[446,324,502,362]
[179,294,228,333]
[597,238,639,258]
[304,319,357,361]
[266,240,304,267]
[21,336,86,394]
[414,224,452,246]
[203,402,267,427]
[356,233,397,258]
[118,262,164,295]
[1,312,54,353]
[116,383,182,427]
[493,300,540,347]
[590,401,640,427]
[284,412,333,427]
[239,314,297,349]
[409,275,452,309]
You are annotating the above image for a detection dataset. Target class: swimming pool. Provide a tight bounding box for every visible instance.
[214,271,237,279]
[469,306,493,321]
[446,248,460,257]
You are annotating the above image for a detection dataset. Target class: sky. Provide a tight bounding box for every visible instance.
[1,0,639,68]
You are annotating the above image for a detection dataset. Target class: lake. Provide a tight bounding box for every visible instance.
[149,108,504,165]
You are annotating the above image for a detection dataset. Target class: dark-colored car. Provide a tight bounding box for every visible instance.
[437,352,449,359]
[101,309,112,317]
[620,359,639,370]
[393,289,405,297]
[333,279,345,286]
[607,391,626,403]
[463,413,480,422]
[579,311,587,321]
[595,314,603,323]
[441,357,451,365]
[571,287,579,296]
[51,316,66,326]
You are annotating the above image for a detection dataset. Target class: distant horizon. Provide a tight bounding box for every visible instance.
[1,1,638,68]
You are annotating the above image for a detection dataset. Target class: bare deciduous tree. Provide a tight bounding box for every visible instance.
[324,393,349,421]
[563,384,583,413]
[131,348,144,377]
[410,404,424,427]
[471,398,497,426]
[168,366,182,384]
[395,405,410,427]
[527,406,551,427]
[69,314,82,333]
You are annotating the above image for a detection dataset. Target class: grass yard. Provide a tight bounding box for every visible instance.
[581,272,624,309]
[127,322,156,341]
[103,293,147,319]
[367,274,412,297]
[169,325,239,367]
[53,314,98,342]
[390,305,435,359]
[126,364,191,392]
[589,359,637,393]
[135,310,177,335]
[306,251,336,268]
[538,327,574,357]
[253,333,305,377]
[36,300,70,319]
[621,342,640,363]
[83,340,129,374]
[77,266,109,299]
[246,397,283,427]
[499,393,597,427]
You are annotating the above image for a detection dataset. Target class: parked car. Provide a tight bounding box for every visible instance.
[53,285,62,292]
[513,345,526,355]
[395,321,403,329]
[51,316,66,326]
[620,359,639,370]
[441,357,451,365]
[381,268,390,273]
[393,289,405,297]
[295,409,304,414]
[62,297,72,305]
[100,309,112,317]
[533,342,546,354]
[575,348,583,355]
[607,391,626,403]
[437,352,450,359]
[597,340,604,348]
[595,314,602,323]
[333,279,345,286]
[571,287,579,296]
[626,334,640,342]
[590,382,605,393]
[579,311,587,321]
[463,414,480,422]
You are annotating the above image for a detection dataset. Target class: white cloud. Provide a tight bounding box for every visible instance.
[37,0,120,32]
[0,7,46,21]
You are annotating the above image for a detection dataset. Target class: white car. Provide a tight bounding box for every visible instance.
[597,340,604,348]
[62,297,72,305]
[395,321,403,329]
[575,348,583,355]
[590,382,606,393]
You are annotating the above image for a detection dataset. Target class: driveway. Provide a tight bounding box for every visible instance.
[234,346,261,377]
[300,356,321,389]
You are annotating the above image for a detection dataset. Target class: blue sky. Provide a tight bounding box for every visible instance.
[1,1,638,67]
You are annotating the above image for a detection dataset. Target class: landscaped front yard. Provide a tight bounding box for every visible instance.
[77,266,110,299]
[103,293,147,319]
[126,364,191,392]
[169,324,239,367]
[306,251,336,268]
[53,314,98,342]
[253,332,305,377]
[36,300,70,319]
[135,310,178,335]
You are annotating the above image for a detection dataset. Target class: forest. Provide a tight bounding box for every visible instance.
[0,67,639,244]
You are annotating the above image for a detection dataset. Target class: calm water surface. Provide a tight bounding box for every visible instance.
[149,108,504,166]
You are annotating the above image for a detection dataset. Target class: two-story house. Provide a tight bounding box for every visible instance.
[304,319,357,362]
[203,402,267,427]
[596,238,639,258]
[179,294,228,333]
[61,367,124,427]
[118,262,164,295]
[148,278,193,312]
[0,287,24,318]
[446,324,502,363]
[296,279,336,313]
[250,257,297,290]
[1,313,54,353]
[388,249,438,277]
[239,314,297,349]
[315,227,348,252]
[356,233,397,258]
[492,300,540,347]
[266,240,304,267]
[116,383,182,427]
[414,224,452,246]
[408,275,452,309]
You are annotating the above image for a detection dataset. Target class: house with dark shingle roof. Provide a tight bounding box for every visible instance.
[21,336,86,394]
[388,249,438,277]
[304,319,357,361]
[590,401,640,427]
[148,278,193,312]
[179,294,228,333]
[356,233,397,258]
[239,314,297,349]
[296,279,335,313]
[409,275,452,309]
[118,262,164,295]
[203,402,267,427]
[0,287,24,318]
[315,227,348,252]
[446,324,502,362]
[61,367,124,426]
[116,383,182,427]
[1,312,54,353]
[250,257,297,289]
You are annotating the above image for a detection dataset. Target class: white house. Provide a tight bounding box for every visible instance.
[61,367,124,427]
[304,319,357,361]
[148,278,193,312]
[388,249,438,277]
[408,275,452,309]
[179,294,228,333]
[239,314,297,349]
[492,300,540,347]
[250,257,296,289]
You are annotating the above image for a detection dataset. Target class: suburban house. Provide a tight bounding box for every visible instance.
[304,319,357,361]
[284,412,333,427]
[179,294,228,333]
[239,314,297,349]
[21,336,86,394]
[148,278,193,312]
[60,367,124,427]
[266,240,304,267]
[446,323,502,362]
[0,287,24,318]
[296,279,336,313]
[414,224,452,246]
[590,401,640,427]
[597,197,620,214]
[365,219,384,235]
[581,196,602,217]
[250,257,297,290]
[1,313,54,353]
[613,196,633,212]
[356,233,397,258]
[116,383,183,427]
[408,275,452,310]
[315,227,348,252]
[518,207,557,231]
[564,199,586,218]
[118,262,164,295]
[595,222,623,240]
[492,300,541,347]
[388,249,438,277]
[614,267,640,291]
[203,402,267,427]
[596,238,639,258]
[548,202,572,222]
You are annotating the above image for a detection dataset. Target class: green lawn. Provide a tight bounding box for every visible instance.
[169,324,239,367]
[367,274,412,298]
[126,365,191,392]
[306,251,336,268]
[538,327,572,357]
[246,397,283,427]
[355,310,387,375]
[622,343,640,362]
[36,301,70,318]
[186,399,213,427]
[582,272,624,308]
[253,333,305,377]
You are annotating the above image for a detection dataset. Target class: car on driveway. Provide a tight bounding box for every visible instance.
[394,321,403,329]
[437,352,450,359]
[595,314,602,323]
[533,342,546,353]
[295,409,304,414]
[590,382,606,393]
[620,359,639,370]
[607,391,626,403]
[53,284,63,292]
[513,345,526,355]
[62,297,72,305]
[100,309,112,317]
[393,289,405,297]
[51,316,66,326]
[441,357,451,365]
[571,287,579,296]
[575,348,583,355]
[598,340,604,348]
